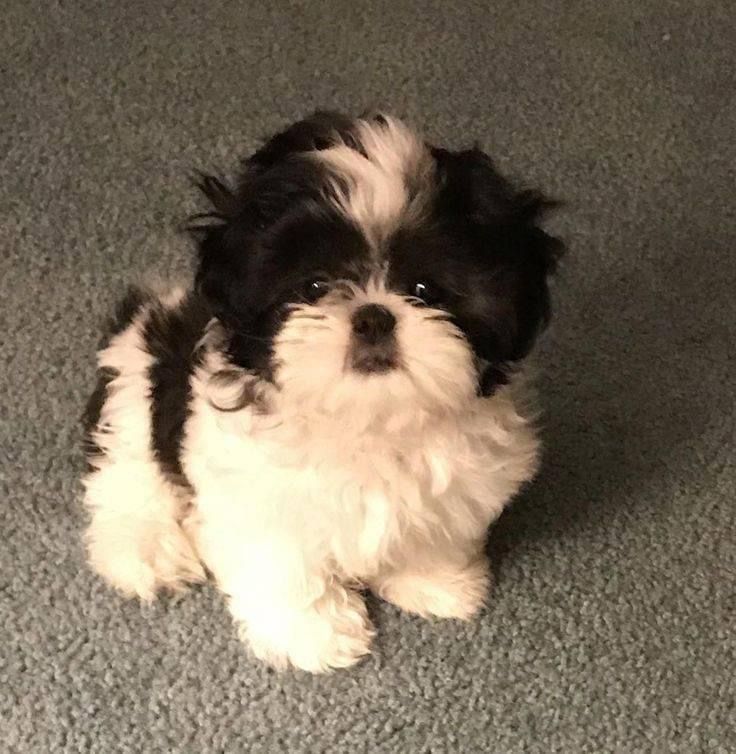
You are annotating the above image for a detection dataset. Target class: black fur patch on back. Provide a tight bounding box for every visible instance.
[81,366,118,468]
[99,285,151,346]
[82,285,152,468]
[144,292,212,488]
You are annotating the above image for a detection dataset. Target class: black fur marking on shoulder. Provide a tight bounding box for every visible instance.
[98,285,151,348]
[144,292,212,489]
[81,366,118,469]
[83,286,151,469]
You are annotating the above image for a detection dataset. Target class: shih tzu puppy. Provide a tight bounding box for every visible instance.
[82,112,563,672]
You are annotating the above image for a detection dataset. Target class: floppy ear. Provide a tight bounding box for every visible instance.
[434,146,560,223]
[447,145,563,285]
[433,147,564,393]
[195,172,239,218]
[183,171,238,240]
[186,109,358,269]
[180,172,247,328]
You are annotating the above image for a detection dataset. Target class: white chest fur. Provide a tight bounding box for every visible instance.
[183,357,540,585]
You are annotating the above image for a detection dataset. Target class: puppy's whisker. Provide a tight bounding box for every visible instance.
[236,332,272,344]
[424,312,454,323]
[292,322,334,333]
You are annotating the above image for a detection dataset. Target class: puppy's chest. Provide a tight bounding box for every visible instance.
[259,436,469,559]
[190,407,478,518]
[224,420,482,524]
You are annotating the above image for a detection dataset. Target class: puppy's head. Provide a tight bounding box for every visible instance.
[191,112,562,425]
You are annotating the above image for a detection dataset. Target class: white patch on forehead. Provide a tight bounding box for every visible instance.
[315,117,434,250]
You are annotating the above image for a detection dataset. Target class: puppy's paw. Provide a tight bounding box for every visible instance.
[86,518,205,602]
[376,557,490,620]
[242,589,375,673]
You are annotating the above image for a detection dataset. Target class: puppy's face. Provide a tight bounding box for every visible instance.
[193,112,562,422]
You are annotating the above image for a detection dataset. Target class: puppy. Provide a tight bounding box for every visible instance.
[82,112,563,672]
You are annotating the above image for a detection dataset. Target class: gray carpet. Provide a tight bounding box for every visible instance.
[2,1,735,751]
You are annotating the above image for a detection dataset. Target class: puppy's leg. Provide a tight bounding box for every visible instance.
[82,287,207,601]
[373,549,490,620]
[84,461,204,601]
[237,583,374,673]
[205,537,374,672]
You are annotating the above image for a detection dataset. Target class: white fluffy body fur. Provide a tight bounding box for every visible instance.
[83,115,551,672]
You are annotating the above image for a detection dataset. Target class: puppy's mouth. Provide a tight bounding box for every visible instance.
[350,342,399,374]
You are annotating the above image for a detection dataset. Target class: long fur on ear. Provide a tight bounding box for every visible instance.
[513,189,562,223]
[511,190,565,276]
[527,223,565,277]
[479,152,564,278]
[180,172,240,321]
[184,110,359,238]
[435,145,554,209]
[196,172,237,216]
[183,171,238,238]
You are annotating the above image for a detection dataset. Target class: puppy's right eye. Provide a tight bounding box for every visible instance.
[303,279,330,303]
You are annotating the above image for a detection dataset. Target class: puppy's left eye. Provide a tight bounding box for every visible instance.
[303,279,330,303]
[412,281,443,306]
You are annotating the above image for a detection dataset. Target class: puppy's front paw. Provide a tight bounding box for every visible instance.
[241,588,375,673]
[376,557,490,620]
[86,517,204,602]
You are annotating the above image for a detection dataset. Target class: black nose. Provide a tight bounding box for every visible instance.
[351,304,396,344]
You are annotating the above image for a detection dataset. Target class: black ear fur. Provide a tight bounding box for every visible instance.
[432,145,565,397]
[180,171,241,323]
[185,110,358,239]
[183,171,238,242]
[435,146,562,223]
[247,110,358,170]
[527,223,565,278]
[447,146,564,271]
[195,171,238,218]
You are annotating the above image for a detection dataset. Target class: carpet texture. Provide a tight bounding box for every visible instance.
[2,1,734,751]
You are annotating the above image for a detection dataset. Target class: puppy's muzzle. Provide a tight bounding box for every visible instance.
[350,304,398,373]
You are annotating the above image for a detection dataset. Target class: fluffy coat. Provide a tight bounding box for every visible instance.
[82,113,562,672]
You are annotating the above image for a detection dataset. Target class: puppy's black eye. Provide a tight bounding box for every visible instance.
[412,281,442,306]
[303,279,330,303]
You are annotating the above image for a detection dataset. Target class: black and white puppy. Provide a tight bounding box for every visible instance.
[82,112,563,672]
